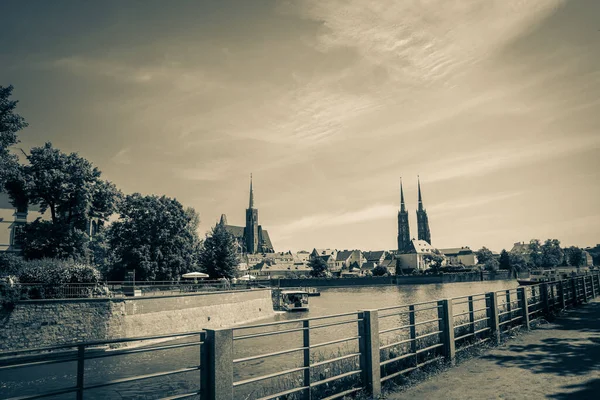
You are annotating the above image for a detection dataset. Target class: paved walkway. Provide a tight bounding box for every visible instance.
[387,299,600,400]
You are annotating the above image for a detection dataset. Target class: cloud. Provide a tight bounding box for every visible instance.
[111,148,132,165]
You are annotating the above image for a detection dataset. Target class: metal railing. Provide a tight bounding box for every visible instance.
[2,273,599,400]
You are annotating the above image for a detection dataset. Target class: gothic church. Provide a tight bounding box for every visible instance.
[397,177,432,253]
[219,175,274,254]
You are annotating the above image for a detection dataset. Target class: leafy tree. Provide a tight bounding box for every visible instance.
[423,249,444,273]
[541,239,563,269]
[0,85,28,189]
[23,143,120,227]
[475,247,494,265]
[16,220,89,260]
[372,265,389,276]
[528,239,543,269]
[484,258,500,272]
[308,257,328,278]
[499,249,511,270]
[564,246,584,267]
[198,223,239,279]
[508,252,528,272]
[107,194,202,281]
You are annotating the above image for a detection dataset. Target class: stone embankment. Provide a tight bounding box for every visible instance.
[0,288,274,351]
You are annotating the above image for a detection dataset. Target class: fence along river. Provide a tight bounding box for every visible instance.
[2,279,531,399]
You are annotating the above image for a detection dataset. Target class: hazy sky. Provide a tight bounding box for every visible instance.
[1,0,599,252]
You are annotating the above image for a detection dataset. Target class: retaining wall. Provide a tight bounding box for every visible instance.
[0,289,274,352]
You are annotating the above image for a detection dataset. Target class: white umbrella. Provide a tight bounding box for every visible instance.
[182,272,210,279]
[238,274,257,281]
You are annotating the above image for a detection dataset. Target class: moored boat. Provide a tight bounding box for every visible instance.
[281,290,309,311]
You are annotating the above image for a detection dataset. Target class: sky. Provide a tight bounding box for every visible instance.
[1,0,599,252]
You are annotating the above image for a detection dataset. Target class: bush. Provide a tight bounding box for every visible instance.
[0,276,21,310]
[0,253,27,277]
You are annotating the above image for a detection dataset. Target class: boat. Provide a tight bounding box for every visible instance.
[517,268,587,286]
[280,290,309,311]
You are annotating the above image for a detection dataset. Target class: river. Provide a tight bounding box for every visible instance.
[1,280,518,399]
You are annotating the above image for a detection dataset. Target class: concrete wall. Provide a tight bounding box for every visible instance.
[0,289,274,352]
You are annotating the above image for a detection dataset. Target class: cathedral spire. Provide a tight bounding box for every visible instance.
[400,177,406,212]
[417,175,424,211]
[249,174,254,209]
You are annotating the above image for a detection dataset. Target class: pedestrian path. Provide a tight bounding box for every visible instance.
[386,299,600,400]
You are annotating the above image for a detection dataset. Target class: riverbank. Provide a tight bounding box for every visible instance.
[387,299,600,400]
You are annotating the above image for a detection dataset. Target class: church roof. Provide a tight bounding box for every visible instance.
[363,251,386,262]
[409,239,436,254]
[224,225,245,239]
[336,250,355,262]
[259,228,273,250]
[439,247,473,256]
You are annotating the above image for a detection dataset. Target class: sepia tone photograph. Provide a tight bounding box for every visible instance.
[1,1,599,399]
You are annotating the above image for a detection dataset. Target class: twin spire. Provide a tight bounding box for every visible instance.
[400,176,425,211]
[249,173,254,209]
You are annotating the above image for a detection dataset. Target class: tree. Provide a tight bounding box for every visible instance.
[528,239,543,269]
[423,250,444,273]
[16,220,89,260]
[308,257,328,278]
[198,223,239,279]
[564,246,584,267]
[541,239,563,269]
[499,249,511,270]
[0,85,28,189]
[509,252,528,272]
[484,258,500,272]
[23,143,120,227]
[475,247,494,265]
[107,194,202,281]
[372,265,389,276]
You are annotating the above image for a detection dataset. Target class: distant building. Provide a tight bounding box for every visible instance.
[510,242,532,263]
[363,250,388,266]
[310,248,338,271]
[219,175,274,254]
[582,250,593,267]
[335,250,365,272]
[397,239,438,271]
[247,251,311,278]
[0,193,49,253]
[439,247,477,266]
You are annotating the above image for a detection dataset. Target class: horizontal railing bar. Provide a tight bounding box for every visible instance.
[379,324,411,335]
[381,365,418,382]
[233,346,306,364]
[414,317,442,327]
[499,316,523,327]
[158,391,202,400]
[83,366,200,390]
[0,356,78,371]
[85,341,202,360]
[378,300,442,312]
[256,386,309,400]
[4,387,78,400]
[416,343,444,354]
[311,319,362,330]
[416,330,442,340]
[235,311,362,330]
[234,327,307,341]
[234,366,307,387]
[321,386,363,400]
[380,337,414,350]
[451,293,487,301]
[311,352,361,368]
[311,336,361,349]
[380,351,415,366]
[453,310,472,318]
[310,369,362,387]
[417,355,444,368]
[454,320,473,330]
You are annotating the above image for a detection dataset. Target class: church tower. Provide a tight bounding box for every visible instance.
[416,176,432,244]
[245,174,259,253]
[397,178,411,253]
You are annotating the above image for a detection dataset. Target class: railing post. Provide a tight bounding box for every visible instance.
[485,292,500,344]
[517,287,530,330]
[540,283,550,317]
[204,329,234,400]
[76,344,85,400]
[438,300,455,364]
[583,277,589,302]
[571,277,578,306]
[558,281,566,310]
[468,296,475,337]
[303,320,311,400]
[591,275,596,298]
[409,305,417,367]
[360,310,381,397]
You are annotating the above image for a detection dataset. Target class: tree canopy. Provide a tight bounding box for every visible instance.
[541,239,563,269]
[308,256,328,278]
[564,246,584,267]
[198,223,239,279]
[0,85,28,195]
[499,249,511,270]
[107,194,202,281]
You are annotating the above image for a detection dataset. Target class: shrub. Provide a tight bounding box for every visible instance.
[0,275,21,310]
[0,253,27,277]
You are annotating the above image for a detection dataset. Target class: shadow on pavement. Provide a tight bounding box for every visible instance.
[483,301,600,397]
